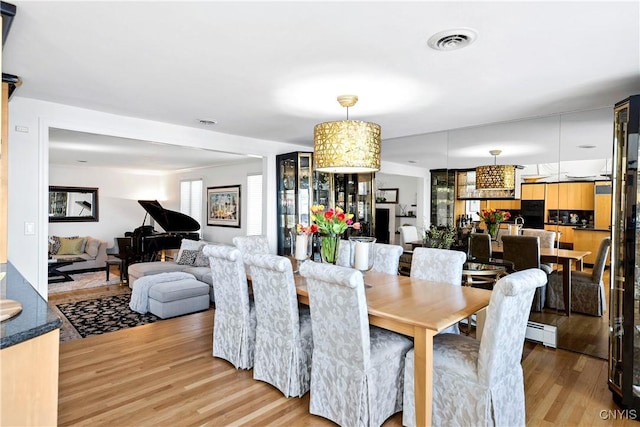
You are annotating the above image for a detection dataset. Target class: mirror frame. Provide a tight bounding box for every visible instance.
[48,186,99,222]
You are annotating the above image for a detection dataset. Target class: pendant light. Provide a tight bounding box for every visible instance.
[313,95,381,173]
[475,150,516,190]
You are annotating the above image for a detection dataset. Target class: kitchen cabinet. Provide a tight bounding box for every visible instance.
[520,183,546,200]
[572,228,610,266]
[544,224,574,246]
[480,199,521,212]
[545,182,594,210]
[275,152,314,256]
[609,94,640,411]
[595,181,612,229]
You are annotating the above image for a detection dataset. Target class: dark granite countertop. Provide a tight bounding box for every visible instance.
[0,263,62,349]
[572,227,611,232]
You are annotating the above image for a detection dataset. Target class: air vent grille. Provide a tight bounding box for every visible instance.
[428,28,477,51]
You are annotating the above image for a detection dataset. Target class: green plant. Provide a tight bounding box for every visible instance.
[424,225,456,249]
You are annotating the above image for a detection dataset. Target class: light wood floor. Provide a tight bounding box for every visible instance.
[56,285,635,426]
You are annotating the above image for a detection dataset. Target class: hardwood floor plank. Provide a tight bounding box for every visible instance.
[56,284,632,426]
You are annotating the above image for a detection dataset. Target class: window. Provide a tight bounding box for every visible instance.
[180,179,203,235]
[246,174,263,235]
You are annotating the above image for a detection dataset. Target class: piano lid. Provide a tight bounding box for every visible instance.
[137,200,200,233]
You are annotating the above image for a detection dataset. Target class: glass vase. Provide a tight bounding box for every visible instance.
[349,236,376,273]
[487,223,500,240]
[319,234,340,264]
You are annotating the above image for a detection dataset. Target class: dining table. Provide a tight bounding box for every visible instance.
[490,242,591,316]
[294,269,492,427]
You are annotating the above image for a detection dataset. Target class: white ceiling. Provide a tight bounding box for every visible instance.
[4,1,640,171]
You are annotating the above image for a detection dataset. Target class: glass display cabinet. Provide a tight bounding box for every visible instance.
[331,173,375,238]
[276,152,314,256]
[609,95,640,410]
[430,169,455,227]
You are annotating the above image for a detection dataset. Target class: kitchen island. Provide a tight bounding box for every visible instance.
[1,262,62,426]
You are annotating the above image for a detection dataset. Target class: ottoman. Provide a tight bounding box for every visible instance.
[148,278,210,319]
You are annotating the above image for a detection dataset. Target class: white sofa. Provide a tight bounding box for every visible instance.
[127,239,225,303]
[49,235,109,272]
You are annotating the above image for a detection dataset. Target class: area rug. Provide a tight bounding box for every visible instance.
[56,294,160,339]
[49,270,121,294]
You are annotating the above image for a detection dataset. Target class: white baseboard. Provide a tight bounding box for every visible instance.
[525,321,557,348]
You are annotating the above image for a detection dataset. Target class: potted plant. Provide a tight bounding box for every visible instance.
[423,225,456,250]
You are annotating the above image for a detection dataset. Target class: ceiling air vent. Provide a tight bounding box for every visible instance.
[427,28,477,51]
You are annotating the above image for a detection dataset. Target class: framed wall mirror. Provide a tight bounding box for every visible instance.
[49,186,99,222]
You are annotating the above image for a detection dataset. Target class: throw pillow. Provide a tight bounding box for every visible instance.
[57,237,85,255]
[49,236,61,255]
[177,249,199,265]
[193,248,210,267]
[176,239,205,262]
[85,236,101,258]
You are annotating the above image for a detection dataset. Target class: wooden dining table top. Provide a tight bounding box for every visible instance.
[294,270,492,334]
[490,243,591,261]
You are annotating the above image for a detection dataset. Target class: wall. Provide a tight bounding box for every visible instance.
[49,164,172,248]
[169,159,263,244]
[7,97,306,296]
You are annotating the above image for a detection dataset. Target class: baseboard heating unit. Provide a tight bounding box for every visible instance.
[525,321,557,348]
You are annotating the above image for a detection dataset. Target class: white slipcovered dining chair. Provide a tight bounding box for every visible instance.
[299,261,413,427]
[403,268,547,427]
[232,235,270,256]
[243,253,313,397]
[399,225,420,251]
[547,236,611,316]
[337,240,404,275]
[203,245,256,369]
[410,247,466,334]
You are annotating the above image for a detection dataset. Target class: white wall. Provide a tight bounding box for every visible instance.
[7,97,307,296]
[169,159,263,244]
[49,164,172,249]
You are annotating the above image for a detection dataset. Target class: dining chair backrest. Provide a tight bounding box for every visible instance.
[591,237,611,283]
[372,243,403,275]
[399,225,420,248]
[232,235,270,257]
[202,244,255,369]
[243,253,311,397]
[410,247,466,286]
[478,268,547,386]
[299,261,369,371]
[336,239,350,267]
[501,235,540,271]
[469,233,492,259]
[522,228,556,249]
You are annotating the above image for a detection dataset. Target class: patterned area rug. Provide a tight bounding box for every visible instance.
[56,294,160,339]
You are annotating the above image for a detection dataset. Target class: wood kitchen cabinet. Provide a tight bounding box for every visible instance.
[480,199,521,212]
[545,182,594,210]
[520,183,545,200]
[544,224,574,246]
[572,229,610,266]
[594,181,612,229]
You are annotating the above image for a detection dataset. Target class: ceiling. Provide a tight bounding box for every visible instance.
[4,1,640,171]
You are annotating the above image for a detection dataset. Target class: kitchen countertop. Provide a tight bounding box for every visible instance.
[572,227,611,232]
[0,263,62,349]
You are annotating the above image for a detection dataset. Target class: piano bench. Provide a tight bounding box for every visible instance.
[148,278,210,319]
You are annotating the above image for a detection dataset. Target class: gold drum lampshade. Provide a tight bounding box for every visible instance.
[313,95,381,173]
[475,149,516,190]
[475,164,516,190]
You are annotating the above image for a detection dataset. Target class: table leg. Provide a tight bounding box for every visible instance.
[562,259,572,316]
[414,327,436,427]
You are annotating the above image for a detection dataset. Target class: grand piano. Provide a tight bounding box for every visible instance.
[126,200,201,262]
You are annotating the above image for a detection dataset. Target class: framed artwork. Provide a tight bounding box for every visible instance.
[377,188,399,204]
[207,185,241,227]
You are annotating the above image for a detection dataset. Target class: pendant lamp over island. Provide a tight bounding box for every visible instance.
[475,149,517,190]
[313,95,381,173]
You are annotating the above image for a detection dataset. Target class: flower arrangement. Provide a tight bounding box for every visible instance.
[478,209,511,239]
[309,205,361,235]
[296,205,361,264]
[478,209,511,224]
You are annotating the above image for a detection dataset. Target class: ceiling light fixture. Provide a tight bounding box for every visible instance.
[428,28,477,51]
[313,95,381,173]
[475,150,517,190]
